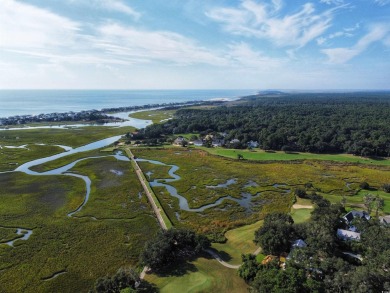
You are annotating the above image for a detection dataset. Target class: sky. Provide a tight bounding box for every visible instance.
[0,0,389,90]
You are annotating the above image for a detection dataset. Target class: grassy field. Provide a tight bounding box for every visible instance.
[144,253,248,293]
[0,126,133,172]
[0,155,159,293]
[199,147,390,166]
[128,109,176,124]
[212,220,263,265]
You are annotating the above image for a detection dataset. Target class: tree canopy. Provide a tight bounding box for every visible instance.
[139,228,210,270]
[141,93,390,157]
[241,195,390,292]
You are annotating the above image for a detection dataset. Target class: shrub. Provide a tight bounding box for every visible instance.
[382,184,390,193]
[359,182,369,189]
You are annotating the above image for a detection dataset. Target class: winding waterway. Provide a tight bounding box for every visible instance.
[136,158,261,213]
[0,134,132,248]
[0,228,34,247]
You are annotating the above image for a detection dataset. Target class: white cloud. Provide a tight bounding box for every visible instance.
[320,0,344,5]
[316,23,359,45]
[317,37,327,45]
[94,23,228,66]
[322,24,390,63]
[94,0,141,19]
[228,42,284,69]
[0,1,225,67]
[374,0,390,6]
[67,0,141,18]
[207,0,345,48]
[384,36,390,47]
[0,0,80,49]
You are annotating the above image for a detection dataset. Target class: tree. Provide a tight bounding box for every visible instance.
[250,264,308,293]
[364,194,375,214]
[237,153,244,160]
[373,195,385,217]
[294,188,307,198]
[382,183,390,193]
[359,181,369,189]
[238,254,259,282]
[92,268,141,293]
[140,228,210,270]
[254,213,295,255]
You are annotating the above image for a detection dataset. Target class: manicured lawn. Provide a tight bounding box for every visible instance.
[291,208,312,224]
[212,220,263,265]
[144,253,248,293]
[200,147,390,166]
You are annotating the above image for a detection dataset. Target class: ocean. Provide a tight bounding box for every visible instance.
[0,89,256,118]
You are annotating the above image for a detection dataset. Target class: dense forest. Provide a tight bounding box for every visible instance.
[142,92,390,157]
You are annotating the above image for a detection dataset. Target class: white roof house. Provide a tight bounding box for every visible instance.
[337,229,361,241]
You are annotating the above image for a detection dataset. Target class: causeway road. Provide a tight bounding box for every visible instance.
[126,148,168,230]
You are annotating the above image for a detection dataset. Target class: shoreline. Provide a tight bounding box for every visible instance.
[0,100,218,128]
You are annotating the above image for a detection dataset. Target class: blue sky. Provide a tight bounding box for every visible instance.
[0,0,389,90]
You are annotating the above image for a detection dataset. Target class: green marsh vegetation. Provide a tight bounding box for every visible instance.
[132,148,390,239]
[0,156,158,293]
[0,126,135,172]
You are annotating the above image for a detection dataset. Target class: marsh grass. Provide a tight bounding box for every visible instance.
[132,148,390,235]
[0,126,134,171]
[0,156,159,293]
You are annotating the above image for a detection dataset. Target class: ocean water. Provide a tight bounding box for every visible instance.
[0,89,256,118]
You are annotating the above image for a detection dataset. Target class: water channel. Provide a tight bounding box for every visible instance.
[0,110,149,248]
[136,158,261,213]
